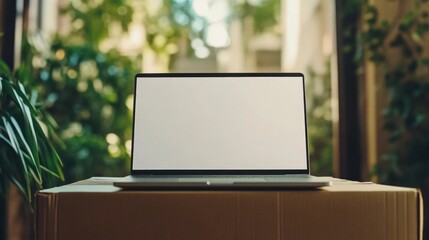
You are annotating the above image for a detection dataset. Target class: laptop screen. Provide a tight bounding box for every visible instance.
[131,73,308,172]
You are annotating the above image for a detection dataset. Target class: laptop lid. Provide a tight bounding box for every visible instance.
[131,73,309,175]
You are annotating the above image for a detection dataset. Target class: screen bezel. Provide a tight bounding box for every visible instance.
[130,72,310,175]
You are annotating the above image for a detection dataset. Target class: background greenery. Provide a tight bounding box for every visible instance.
[20,0,333,184]
[360,1,429,187]
[22,0,138,183]
[307,59,333,176]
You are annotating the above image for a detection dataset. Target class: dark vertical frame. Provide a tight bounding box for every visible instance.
[0,0,18,237]
[0,1,28,239]
[335,0,362,181]
[0,0,18,70]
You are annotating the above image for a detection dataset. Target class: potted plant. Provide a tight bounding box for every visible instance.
[0,60,63,239]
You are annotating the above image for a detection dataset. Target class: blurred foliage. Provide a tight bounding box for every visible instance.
[21,0,139,183]
[359,1,429,187]
[143,0,280,63]
[234,0,280,33]
[63,0,133,46]
[144,3,181,53]
[337,0,361,63]
[140,1,183,69]
[306,60,333,176]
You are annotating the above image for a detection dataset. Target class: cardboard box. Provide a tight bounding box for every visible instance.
[36,178,423,240]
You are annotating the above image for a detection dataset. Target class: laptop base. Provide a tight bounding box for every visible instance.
[113,175,332,189]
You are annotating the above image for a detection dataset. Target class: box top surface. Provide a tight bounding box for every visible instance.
[39,177,419,194]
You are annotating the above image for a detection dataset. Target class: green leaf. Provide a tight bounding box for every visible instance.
[33,117,64,180]
[0,61,12,78]
[2,116,20,155]
[0,134,13,147]
[365,5,378,25]
[412,113,425,128]
[40,166,62,179]
[9,116,42,182]
[2,116,32,199]
[9,116,36,161]
[400,12,417,33]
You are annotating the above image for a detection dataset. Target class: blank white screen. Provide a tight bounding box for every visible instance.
[132,76,308,170]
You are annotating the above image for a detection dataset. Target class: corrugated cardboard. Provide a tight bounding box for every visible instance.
[36,178,422,240]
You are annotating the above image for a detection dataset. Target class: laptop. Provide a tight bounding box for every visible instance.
[113,73,331,189]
